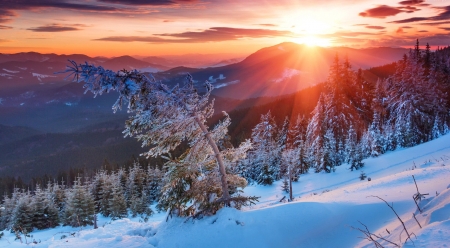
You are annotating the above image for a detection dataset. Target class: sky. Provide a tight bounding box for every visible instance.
[0,0,450,57]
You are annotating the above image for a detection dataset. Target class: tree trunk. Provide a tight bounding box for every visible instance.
[289,167,293,201]
[194,115,231,203]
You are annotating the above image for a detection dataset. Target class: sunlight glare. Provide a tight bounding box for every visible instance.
[292,35,331,47]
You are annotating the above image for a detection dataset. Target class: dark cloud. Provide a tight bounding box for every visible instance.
[97,0,197,5]
[419,21,450,26]
[398,0,424,5]
[418,30,428,32]
[0,9,16,23]
[0,25,13,29]
[359,5,403,18]
[0,0,119,23]
[439,27,450,31]
[391,5,450,23]
[27,24,85,32]
[399,5,420,13]
[365,25,385,30]
[391,17,428,23]
[95,27,294,43]
[401,26,413,29]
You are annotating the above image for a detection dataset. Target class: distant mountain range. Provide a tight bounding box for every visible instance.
[0,42,408,181]
[154,42,408,98]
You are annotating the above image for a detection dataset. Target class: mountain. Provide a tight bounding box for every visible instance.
[0,124,41,145]
[101,55,168,72]
[154,42,408,98]
[141,53,244,68]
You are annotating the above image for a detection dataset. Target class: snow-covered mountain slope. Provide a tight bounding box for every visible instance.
[2,134,450,247]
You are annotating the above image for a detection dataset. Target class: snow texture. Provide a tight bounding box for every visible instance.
[274,68,300,83]
[2,69,19,73]
[31,73,56,82]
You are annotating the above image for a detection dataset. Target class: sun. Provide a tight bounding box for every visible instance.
[286,15,333,47]
[292,35,331,47]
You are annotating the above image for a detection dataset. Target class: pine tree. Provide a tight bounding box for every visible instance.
[107,182,128,220]
[307,94,326,173]
[12,190,33,233]
[64,61,255,216]
[32,184,59,230]
[386,46,446,148]
[246,111,278,184]
[275,117,289,179]
[0,188,21,231]
[63,178,95,227]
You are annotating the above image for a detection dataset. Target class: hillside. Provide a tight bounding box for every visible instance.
[1,132,450,247]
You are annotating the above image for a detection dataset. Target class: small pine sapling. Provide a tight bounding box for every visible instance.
[359,171,367,181]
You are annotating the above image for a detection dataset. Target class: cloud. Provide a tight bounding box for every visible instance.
[365,25,385,30]
[391,5,450,23]
[258,24,277,27]
[0,25,12,29]
[401,26,413,29]
[27,24,86,32]
[359,5,403,18]
[0,0,119,23]
[418,30,428,32]
[95,27,294,43]
[0,39,11,43]
[439,27,450,31]
[0,9,16,23]
[418,21,450,26]
[367,34,450,47]
[97,0,197,5]
[398,0,426,5]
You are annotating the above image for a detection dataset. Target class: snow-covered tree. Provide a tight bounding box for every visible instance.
[31,185,59,230]
[345,125,364,171]
[12,190,33,233]
[63,178,95,227]
[386,46,446,148]
[275,117,289,178]
[64,62,255,216]
[245,111,278,184]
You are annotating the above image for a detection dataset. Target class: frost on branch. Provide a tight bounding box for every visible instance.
[63,60,257,217]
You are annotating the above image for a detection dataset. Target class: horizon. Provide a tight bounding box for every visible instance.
[0,42,428,60]
[1,0,450,57]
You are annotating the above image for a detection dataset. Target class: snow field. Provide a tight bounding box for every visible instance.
[2,134,450,247]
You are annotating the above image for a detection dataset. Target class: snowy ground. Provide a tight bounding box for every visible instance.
[2,134,450,247]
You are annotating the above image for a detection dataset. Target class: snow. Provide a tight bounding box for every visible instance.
[208,74,226,83]
[215,80,240,89]
[274,68,301,83]
[2,134,450,247]
[32,73,56,82]
[2,68,19,73]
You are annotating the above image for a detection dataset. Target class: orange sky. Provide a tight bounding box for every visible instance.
[1,0,450,57]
